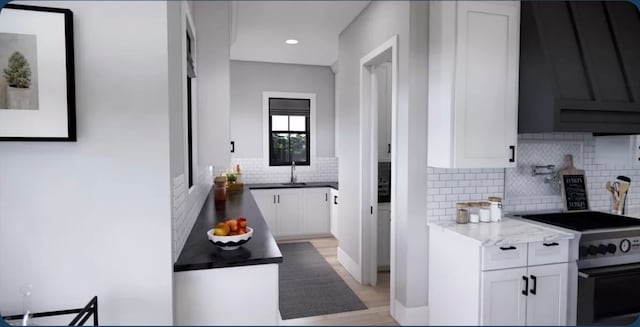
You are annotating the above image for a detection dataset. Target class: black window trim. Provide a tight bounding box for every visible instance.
[268,97,311,167]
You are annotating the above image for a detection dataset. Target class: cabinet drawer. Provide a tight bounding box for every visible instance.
[527,240,569,266]
[481,243,528,271]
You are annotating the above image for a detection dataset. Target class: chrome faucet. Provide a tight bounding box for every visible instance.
[290,161,297,184]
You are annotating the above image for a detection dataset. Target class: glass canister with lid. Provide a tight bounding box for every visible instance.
[456,202,470,224]
[479,202,491,223]
[488,196,503,222]
[468,202,480,223]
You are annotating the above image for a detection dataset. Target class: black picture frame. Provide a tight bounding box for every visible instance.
[0,4,76,141]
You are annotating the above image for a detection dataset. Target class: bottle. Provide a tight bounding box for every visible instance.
[488,196,503,222]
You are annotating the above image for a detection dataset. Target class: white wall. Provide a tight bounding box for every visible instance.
[0,1,174,324]
[229,60,335,158]
[336,0,429,321]
[170,1,231,262]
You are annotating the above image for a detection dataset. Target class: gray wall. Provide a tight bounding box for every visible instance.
[336,0,428,317]
[230,60,335,158]
[0,1,174,324]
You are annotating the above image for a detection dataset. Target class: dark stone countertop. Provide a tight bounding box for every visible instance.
[173,187,283,272]
[246,181,338,190]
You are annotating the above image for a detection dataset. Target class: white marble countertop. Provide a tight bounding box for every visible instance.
[427,217,575,247]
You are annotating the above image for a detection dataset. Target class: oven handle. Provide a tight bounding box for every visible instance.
[579,263,640,279]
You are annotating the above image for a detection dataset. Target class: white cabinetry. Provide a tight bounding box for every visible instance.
[330,189,339,238]
[251,187,332,239]
[277,189,303,237]
[250,189,301,237]
[377,203,391,270]
[375,63,392,163]
[302,188,330,235]
[481,267,527,326]
[481,263,568,326]
[251,190,277,233]
[428,1,520,168]
[594,135,640,168]
[429,228,569,326]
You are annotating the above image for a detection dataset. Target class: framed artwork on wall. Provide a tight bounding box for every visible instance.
[0,4,75,141]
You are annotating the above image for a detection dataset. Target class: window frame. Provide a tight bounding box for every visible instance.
[184,8,197,192]
[263,92,316,169]
[268,98,311,166]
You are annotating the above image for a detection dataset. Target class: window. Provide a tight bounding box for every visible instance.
[186,31,196,188]
[269,98,311,166]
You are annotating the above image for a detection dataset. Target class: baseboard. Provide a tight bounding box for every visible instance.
[392,300,429,326]
[337,246,362,283]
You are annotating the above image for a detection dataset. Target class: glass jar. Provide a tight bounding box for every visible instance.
[479,202,491,223]
[488,196,503,222]
[456,202,470,224]
[468,202,480,223]
[214,176,227,202]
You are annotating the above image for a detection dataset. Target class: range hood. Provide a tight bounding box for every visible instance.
[518,1,640,134]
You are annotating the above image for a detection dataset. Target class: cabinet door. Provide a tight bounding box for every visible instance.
[453,2,519,168]
[276,189,302,237]
[377,203,391,269]
[330,189,339,238]
[481,267,527,326]
[525,263,568,326]
[250,190,277,234]
[302,188,330,235]
[376,63,392,163]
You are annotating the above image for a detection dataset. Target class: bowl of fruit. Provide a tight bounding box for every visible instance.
[206,217,252,250]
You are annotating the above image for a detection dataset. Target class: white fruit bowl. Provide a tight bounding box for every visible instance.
[206,227,253,250]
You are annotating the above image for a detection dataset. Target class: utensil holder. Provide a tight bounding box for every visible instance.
[610,192,628,215]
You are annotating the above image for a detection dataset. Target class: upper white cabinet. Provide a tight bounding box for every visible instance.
[428,1,520,168]
[594,135,640,168]
[375,63,392,163]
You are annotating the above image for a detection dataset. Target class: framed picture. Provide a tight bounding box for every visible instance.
[0,4,75,141]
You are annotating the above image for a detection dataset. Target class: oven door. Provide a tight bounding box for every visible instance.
[578,263,640,325]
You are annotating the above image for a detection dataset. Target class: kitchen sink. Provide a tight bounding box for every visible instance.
[280,182,307,187]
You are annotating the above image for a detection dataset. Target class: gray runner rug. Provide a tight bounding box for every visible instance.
[278,242,368,320]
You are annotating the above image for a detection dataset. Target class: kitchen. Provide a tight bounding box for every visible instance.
[0,1,639,326]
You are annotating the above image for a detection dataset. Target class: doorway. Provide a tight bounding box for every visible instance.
[358,35,397,298]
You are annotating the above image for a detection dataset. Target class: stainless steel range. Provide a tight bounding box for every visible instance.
[520,211,640,325]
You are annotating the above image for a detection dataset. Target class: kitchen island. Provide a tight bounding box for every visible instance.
[173,186,282,325]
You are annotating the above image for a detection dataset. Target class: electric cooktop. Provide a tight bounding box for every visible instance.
[520,211,640,232]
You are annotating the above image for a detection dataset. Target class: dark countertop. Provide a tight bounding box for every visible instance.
[173,187,283,272]
[247,181,338,190]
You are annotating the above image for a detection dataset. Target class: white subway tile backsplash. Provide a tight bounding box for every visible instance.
[427,132,640,222]
[229,157,338,184]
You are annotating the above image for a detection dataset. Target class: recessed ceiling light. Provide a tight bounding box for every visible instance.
[285,39,299,45]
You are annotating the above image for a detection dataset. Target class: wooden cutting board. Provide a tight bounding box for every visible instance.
[559,155,589,212]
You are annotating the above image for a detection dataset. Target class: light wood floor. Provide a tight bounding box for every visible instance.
[279,237,399,326]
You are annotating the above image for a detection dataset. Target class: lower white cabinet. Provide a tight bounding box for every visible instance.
[330,189,339,237]
[377,203,391,269]
[251,187,333,239]
[302,188,330,235]
[429,227,570,326]
[481,267,527,326]
[481,263,568,326]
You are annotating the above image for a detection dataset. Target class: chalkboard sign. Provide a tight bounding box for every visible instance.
[561,174,589,211]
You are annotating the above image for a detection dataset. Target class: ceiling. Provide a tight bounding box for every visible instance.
[230,1,370,67]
